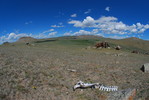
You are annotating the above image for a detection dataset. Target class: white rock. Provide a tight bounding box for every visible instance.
[142,63,149,72]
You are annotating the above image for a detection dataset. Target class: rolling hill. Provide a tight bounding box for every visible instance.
[0,35,149,100]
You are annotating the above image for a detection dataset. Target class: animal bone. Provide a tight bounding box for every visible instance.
[67,69,77,72]
[73,81,118,92]
[99,85,118,91]
[73,81,96,91]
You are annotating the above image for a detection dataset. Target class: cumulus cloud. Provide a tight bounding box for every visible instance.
[0,33,29,44]
[68,16,96,28]
[105,7,110,12]
[84,9,91,14]
[68,16,149,35]
[0,29,58,44]
[71,14,77,17]
[73,29,99,35]
[7,33,29,40]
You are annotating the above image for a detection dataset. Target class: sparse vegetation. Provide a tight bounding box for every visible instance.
[0,36,149,100]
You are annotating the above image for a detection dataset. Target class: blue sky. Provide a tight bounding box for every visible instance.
[0,0,149,43]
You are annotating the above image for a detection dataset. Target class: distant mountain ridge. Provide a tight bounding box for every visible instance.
[15,35,149,52]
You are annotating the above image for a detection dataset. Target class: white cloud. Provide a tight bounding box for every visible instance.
[0,30,58,44]
[0,32,29,44]
[73,29,99,36]
[138,28,145,33]
[105,7,110,12]
[73,30,92,35]
[63,29,103,36]
[97,16,117,23]
[68,20,82,27]
[68,16,149,35]
[37,29,57,38]
[64,32,71,36]
[130,29,137,33]
[92,29,99,33]
[33,33,47,39]
[8,33,28,40]
[84,9,91,14]
[68,16,96,28]
[48,32,57,36]
[51,22,64,28]
[63,31,72,36]
[71,14,77,17]
[96,33,104,37]
[42,29,55,34]
[51,25,64,28]
[50,29,54,31]
[108,35,126,39]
